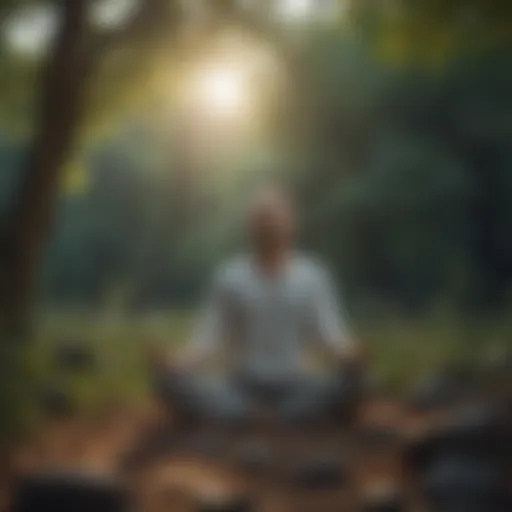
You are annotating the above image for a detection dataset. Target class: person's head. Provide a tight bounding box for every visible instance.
[248,185,295,257]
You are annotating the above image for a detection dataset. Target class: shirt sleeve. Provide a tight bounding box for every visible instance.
[181,267,232,364]
[310,265,354,354]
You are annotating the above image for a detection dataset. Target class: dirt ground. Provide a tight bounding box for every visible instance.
[3,397,450,512]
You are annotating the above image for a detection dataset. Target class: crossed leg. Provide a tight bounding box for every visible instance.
[153,368,363,427]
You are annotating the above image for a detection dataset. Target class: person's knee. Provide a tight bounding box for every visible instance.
[278,370,366,426]
[152,371,253,427]
[204,382,254,427]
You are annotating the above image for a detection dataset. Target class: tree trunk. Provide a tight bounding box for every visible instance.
[0,0,92,339]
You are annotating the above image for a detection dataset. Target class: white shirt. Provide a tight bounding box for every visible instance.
[186,253,352,381]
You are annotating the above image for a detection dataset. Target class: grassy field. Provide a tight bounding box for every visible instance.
[1,308,510,445]
[36,308,512,392]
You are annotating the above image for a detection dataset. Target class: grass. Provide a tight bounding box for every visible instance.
[32,310,195,412]
[36,307,512,394]
[1,307,510,446]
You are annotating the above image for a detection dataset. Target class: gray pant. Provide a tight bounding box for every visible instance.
[153,369,361,424]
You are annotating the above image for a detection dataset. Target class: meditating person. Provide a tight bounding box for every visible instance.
[152,185,364,426]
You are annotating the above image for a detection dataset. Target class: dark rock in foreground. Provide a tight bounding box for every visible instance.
[405,402,510,475]
[12,468,128,512]
[422,455,509,512]
[406,371,471,413]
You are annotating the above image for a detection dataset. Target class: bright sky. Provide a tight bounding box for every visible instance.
[181,35,271,124]
[200,66,246,116]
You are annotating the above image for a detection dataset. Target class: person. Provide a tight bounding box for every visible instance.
[151,185,364,427]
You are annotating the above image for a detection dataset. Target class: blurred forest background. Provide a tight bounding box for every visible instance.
[0,0,511,440]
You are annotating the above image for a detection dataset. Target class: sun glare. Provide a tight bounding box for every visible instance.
[177,34,283,131]
[198,66,246,117]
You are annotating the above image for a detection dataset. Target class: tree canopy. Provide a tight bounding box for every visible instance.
[0,0,511,327]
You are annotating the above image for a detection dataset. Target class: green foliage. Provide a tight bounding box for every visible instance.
[0,0,509,316]
[286,22,512,313]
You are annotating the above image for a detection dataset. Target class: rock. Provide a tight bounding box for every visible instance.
[54,341,97,372]
[404,402,510,476]
[290,455,347,490]
[422,455,508,512]
[406,372,469,413]
[39,386,75,419]
[12,468,128,512]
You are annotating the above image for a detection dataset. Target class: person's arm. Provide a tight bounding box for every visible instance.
[176,267,231,372]
[310,265,363,367]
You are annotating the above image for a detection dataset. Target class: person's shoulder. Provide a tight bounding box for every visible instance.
[213,254,251,286]
[291,252,332,282]
[294,252,329,277]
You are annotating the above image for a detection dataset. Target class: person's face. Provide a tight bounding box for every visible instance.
[250,198,294,253]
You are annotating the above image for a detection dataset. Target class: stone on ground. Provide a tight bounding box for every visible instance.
[406,372,469,413]
[422,455,508,512]
[12,468,128,512]
[39,386,75,419]
[54,341,97,372]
